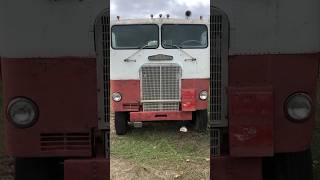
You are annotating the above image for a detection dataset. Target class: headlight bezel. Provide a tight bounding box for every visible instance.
[7,97,39,128]
[199,90,208,101]
[284,92,312,122]
[112,92,122,102]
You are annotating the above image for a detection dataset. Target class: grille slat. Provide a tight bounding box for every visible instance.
[140,63,181,112]
[40,133,91,152]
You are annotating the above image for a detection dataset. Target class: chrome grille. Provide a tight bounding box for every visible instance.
[140,64,181,111]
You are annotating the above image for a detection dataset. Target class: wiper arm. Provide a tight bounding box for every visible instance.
[164,43,197,62]
[123,44,149,62]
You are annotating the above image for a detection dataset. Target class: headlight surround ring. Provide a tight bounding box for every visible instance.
[7,97,39,128]
[285,93,312,122]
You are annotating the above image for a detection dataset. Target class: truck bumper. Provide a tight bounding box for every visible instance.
[64,159,109,180]
[211,156,262,180]
[130,111,192,122]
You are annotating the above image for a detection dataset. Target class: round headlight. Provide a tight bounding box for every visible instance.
[112,92,122,102]
[285,93,312,122]
[8,97,39,128]
[199,90,208,100]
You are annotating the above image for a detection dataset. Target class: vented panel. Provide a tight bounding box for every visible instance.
[40,133,91,152]
[140,64,181,112]
[210,6,229,157]
[95,10,110,130]
[210,129,221,156]
[123,103,140,111]
[94,8,110,158]
[210,12,228,127]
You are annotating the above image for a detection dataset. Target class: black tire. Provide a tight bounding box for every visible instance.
[263,149,313,180]
[192,110,208,132]
[15,158,63,180]
[115,112,128,135]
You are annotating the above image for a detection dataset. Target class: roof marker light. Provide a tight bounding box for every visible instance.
[185,10,192,19]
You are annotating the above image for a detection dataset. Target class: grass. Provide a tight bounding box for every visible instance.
[110,122,210,179]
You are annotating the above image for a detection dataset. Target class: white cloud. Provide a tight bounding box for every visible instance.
[110,2,117,12]
[175,0,209,7]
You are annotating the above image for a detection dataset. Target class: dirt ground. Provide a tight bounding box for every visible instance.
[110,113,210,180]
[0,156,14,180]
[110,157,185,180]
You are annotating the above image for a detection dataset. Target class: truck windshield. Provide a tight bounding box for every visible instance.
[111,24,159,49]
[162,24,208,49]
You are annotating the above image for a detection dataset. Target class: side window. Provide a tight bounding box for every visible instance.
[112,32,117,48]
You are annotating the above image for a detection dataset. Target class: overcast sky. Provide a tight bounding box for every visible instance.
[111,0,210,19]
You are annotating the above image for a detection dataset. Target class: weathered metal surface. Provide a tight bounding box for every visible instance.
[229,54,319,153]
[213,0,320,55]
[0,0,108,58]
[110,80,141,112]
[211,156,262,180]
[130,111,192,122]
[2,58,97,157]
[181,89,197,111]
[229,87,274,157]
[111,79,209,112]
[64,159,109,180]
[181,79,209,110]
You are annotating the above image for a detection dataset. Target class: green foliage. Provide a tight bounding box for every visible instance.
[111,123,210,178]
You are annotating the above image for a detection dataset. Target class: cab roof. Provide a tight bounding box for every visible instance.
[110,18,209,26]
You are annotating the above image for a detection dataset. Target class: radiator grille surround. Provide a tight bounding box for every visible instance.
[140,63,181,112]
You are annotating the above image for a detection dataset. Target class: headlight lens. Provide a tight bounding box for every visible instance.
[199,90,208,100]
[112,92,122,102]
[8,98,39,128]
[286,93,312,121]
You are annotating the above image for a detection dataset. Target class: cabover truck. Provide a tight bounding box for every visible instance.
[0,1,110,179]
[211,0,320,179]
[110,15,210,135]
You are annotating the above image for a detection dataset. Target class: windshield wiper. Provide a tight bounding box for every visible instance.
[123,43,151,62]
[163,43,197,62]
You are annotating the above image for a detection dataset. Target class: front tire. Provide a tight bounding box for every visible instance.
[192,110,208,132]
[263,149,313,180]
[115,112,129,135]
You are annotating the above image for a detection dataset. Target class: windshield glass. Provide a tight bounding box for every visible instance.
[162,24,208,49]
[111,24,159,49]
